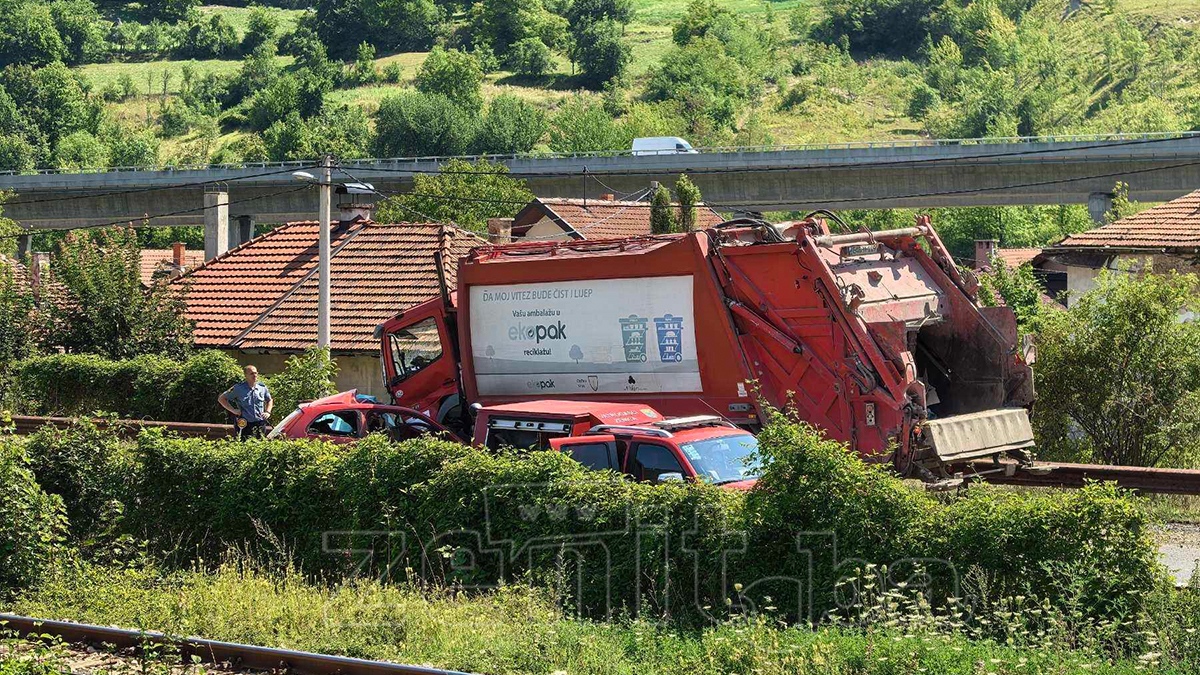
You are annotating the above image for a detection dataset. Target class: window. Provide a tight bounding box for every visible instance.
[307,411,360,437]
[564,442,615,471]
[679,434,761,485]
[388,318,443,385]
[631,443,686,484]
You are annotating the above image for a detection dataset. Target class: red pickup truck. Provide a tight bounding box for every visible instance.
[474,400,759,489]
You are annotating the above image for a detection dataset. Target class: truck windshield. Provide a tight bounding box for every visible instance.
[388,318,443,384]
[679,434,761,485]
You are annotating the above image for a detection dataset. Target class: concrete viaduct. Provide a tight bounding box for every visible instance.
[5,132,1200,258]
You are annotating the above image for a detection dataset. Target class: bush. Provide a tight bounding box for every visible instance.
[0,439,65,595]
[59,412,1164,630]
[264,346,338,419]
[506,37,553,77]
[414,47,483,110]
[176,13,239,59]
[24,419,127,537]
[13,350,239,423]
[164,350,243,423]
[373,91,478,157]
[474,95,546,154]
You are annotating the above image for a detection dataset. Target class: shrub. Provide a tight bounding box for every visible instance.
[0,439,65,595]
[373,91,478,157]
[264,347,338,419]
[381,62,402,84]
[165,350,243,423]
[71,412,1164,630]
[507,37,553,77]
[414,47,483,110]
[241,6,279,54]
[24,418,128,537]
[474,95,546,154]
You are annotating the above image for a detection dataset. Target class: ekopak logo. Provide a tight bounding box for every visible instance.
[508,320,568,344]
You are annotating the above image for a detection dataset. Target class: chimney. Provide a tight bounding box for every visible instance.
[30,252,47,297]
[336,183,376,223]
[974,239,998,270]
[172,241,186,268]
[601,193,615,201]
[487,218,513,244]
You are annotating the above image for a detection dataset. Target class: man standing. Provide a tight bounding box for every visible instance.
[218,365,273,440]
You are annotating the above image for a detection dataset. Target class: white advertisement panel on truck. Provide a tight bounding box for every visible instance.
[469,276,701,396]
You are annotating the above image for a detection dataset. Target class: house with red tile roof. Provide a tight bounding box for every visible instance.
[972,240,1067,301]
[1045,189,1200,306]
[140,243,205,286]
[503,195,727,241]
[172,219,484,400]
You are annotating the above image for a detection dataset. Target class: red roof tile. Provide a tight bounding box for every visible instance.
[140,248,206,286]
[173,220,484,353]
[518,198,727,240]
[1056,189,1200,250]
[995,248,1044,268]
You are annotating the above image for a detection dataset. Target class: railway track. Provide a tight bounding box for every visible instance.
[0,614,469,675]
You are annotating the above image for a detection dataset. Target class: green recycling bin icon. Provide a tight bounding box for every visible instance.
[619,315,648,363]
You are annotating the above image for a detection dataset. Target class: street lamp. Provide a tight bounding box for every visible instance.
[293,157,332,349]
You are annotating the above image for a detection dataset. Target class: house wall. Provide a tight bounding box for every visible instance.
[226,351,389,406]
[1064,253,1200,313]
[521,216,573,241]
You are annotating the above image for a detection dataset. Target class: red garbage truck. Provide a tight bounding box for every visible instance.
[374,216,1036,479]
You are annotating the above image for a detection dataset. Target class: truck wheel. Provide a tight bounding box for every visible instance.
[438,396,473,442]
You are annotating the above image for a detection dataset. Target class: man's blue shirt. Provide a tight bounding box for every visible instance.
[227,381,271,422]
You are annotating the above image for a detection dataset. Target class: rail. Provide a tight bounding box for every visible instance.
[963,461,1200,496]
[6,415,232,440]
[3,130,1199,176]
[0,614,468,675]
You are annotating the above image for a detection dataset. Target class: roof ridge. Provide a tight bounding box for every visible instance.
[230,221,371,348]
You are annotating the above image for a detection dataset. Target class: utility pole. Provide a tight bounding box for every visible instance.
[318,155,332,348]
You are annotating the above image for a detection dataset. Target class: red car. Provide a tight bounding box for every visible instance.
[268,390,460,443]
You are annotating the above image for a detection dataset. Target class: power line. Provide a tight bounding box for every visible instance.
[0,165,319,207]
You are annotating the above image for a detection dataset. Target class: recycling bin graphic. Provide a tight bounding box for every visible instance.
[619,315,648,362]
[654,314,684,363]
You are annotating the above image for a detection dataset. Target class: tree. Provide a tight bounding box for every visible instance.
[415,47,484,110]
[241,6,279,54]
[977,260,1044,335]
[1034,270,1200,468]
[49,0,110,64]
[53,130,109,170]
[348,41,379,85]
[48,228,193,360]
[0,257,43,365]
[674,173,701,231]
[548,96,625,152]
[566,0,633,30]
[650,184,673,234]
[472,0,551,55]
[0,0,67,67]
[310,0,443,58]
[375,159,533,234]
[507,36,553,77]
[569,17,629,89]
[374,91,478,157]
[246,74,300,131]
[265,346,338,420]
[143,0,199,22]
[475,95,547,154]
[176,13,239,59]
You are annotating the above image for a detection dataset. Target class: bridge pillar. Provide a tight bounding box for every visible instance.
[203,189,229,260]
[233,214,255,249]
[16,233,32,261]
[1088,192,1114,224]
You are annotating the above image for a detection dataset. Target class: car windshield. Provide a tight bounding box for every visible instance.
[678,434,761,485]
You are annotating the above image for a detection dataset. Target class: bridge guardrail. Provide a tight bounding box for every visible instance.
[3,131,1200,178]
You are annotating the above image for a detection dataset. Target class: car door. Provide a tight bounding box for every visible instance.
[626,441,692,484]
[550,435,619,472]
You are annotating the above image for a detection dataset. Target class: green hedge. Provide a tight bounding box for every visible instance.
[23,413,1166,628]
[13,350,242,423]
[0,438,66,595]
